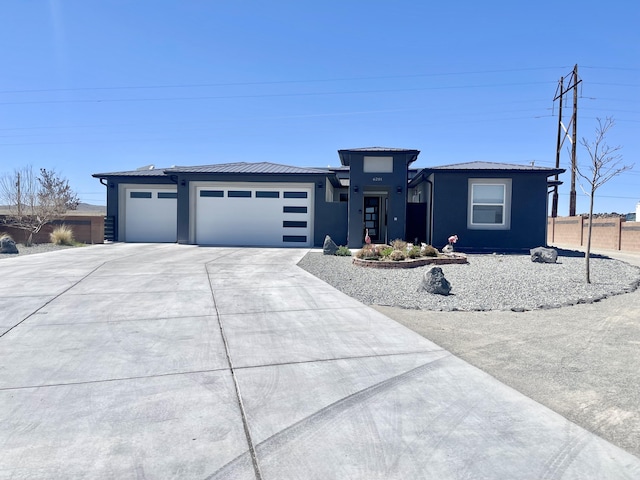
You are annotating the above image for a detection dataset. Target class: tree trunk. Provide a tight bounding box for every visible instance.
[585,189,595,284]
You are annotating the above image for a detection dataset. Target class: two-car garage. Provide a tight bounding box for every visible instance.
[120,182,313,247]
[193,182,313,247]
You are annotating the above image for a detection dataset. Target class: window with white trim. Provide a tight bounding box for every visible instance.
[468,178,511,230]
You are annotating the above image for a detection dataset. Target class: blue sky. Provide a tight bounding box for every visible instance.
[1,1,638,214]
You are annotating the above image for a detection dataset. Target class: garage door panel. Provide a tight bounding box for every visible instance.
[125,188,177,243]
[195,185,312,247]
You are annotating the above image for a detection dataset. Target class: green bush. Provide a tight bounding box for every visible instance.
[356,244,379,259]
[50,225,75,246]
[407,245,422,258]
[380,246,394,258]
[421,244,438,257]
[389,249,406,261]
[390,238,407,251]
[335,246,352,256]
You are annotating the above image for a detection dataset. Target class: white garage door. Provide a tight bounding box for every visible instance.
[194,183,312,247]
[124,187,177,242]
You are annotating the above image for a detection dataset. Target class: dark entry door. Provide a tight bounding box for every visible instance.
[364,196,380,242]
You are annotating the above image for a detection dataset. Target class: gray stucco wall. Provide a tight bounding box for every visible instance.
[430,171,551,252]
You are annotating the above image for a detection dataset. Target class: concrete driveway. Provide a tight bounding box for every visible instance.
[1,243,639,479]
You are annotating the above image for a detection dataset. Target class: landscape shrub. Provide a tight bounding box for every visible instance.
[407,245,422,258]
[356,244,379,259]
[390,239,407,251]
[380,246,394,258]
[335,245,352,256]
[389,249,406,261]
[50,225,75,246]
[421,244,438,257]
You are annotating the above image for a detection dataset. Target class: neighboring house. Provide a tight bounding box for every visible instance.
[93,147,564,252]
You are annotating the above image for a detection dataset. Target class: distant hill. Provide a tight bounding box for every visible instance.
[75,203,107,213]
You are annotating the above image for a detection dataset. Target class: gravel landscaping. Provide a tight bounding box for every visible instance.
[0,243,76,260]
[298,250,640,311]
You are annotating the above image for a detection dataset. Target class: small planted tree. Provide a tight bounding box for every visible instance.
[576,118,633,283]
[0,166,80,245]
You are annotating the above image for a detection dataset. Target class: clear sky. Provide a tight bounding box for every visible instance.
[1,1,638,214]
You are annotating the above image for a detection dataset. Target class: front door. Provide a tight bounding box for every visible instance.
[364,196,381,242]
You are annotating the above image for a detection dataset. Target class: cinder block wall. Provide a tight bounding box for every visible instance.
[0,215,104,244]
[548,216,640,252]
[621,222,640,252]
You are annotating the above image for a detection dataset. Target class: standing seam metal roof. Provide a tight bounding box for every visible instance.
[164,162,329,174]
[427,161,564,172]
[93,162,331,177]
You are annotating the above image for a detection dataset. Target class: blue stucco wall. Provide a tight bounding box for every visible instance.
[103,172,346,247]
[343,152,415,248]
[430,171,551,252]
[102,175,176,241]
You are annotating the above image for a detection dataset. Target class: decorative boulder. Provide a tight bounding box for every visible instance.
[442,244,454,255]
[0,236,19,254]
[530,247,558,264]
[418,267,451,295]
[323,235,339,255]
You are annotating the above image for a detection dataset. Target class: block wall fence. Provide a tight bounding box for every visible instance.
[548,216,640,252]
[0,215,104,245]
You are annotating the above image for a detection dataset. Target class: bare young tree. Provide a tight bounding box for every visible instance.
[577,117,633,283]
[0,166,80,246]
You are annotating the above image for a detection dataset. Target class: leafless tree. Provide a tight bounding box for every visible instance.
[577,117,633,283]
[0,166,80,245]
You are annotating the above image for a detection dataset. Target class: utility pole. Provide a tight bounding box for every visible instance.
[551,77,563,217]
[570,64,579,216]
[553,64,581,217]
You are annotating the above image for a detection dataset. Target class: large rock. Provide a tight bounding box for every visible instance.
[530,246,558,263]
[418,267,451,295]
[0,236,19,254]
[323,235,339,255]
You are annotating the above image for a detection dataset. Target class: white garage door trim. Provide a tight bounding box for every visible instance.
[119,184,177,242]
[190,181,313,247]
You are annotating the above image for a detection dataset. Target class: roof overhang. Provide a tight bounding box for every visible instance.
[338,147,420,166]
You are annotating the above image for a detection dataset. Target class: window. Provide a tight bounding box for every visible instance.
[228,190,251,198]
[468,179,511,230]
[256,191,279,198]
[283,235,307,243]
[200,190,223,197]
[283,191,307,199]
[157,192,177,199]
[283,221,307,228]
[283,206,307,214]
[130,192,152,199]
[363,156,393,173]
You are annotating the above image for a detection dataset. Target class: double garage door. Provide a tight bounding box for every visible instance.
[123,183,313,247]
[194,183,313,247]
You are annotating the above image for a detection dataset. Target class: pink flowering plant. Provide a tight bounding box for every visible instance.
[448,234,458,246]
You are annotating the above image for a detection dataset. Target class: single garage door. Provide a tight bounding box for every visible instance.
[124,187,177,242]
[195,183,312,246]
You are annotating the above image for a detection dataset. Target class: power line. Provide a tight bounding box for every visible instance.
[0,81,557,106]
[0,66,570,95]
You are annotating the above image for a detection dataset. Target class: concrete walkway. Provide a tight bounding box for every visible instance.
[1,244,639,479]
